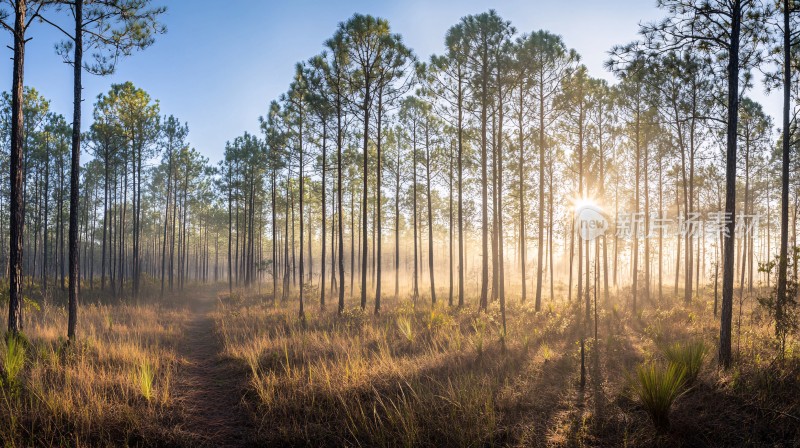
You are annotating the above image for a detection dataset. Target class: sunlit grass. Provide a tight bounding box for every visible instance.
[396,315,414,344]
[215,286,800,446]
[214,290,516,445]
[0,281,792,446]
[0,296,187,446]
[137,359,155,401]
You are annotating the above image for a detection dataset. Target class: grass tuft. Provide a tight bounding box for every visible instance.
[3,334,26,387]
[631,361,686,432]
[137,359,155,401]
[663,340,707,385]
[396,316,415,344]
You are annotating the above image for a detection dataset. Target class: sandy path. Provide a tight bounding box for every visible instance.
[172,292,252,447]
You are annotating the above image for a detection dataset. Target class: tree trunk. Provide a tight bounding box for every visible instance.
[449,139,454,307]
[776,0,791,346]
[457,73,465,308]
[337,83,345,313]
[719,1,741,368]
[227,167,233,294]
[536,77,545,311]
[518,91,527,305]
[412,121,419,303]
[67,0,83,340]
[480,68,489,311]
[160,146,173,298]
[360,79,370,310]
[7,0,25,335]
[425,120,436,306]
[375,91,383,314]
[299,110,305,320]
[395,132,401,299]
[321,121,327,309]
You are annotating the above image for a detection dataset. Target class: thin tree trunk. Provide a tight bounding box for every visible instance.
[360,79,370,310]
[425,120,436,305]
[776,0,791,346]
[321,121,327,309]
[375,92,383,314]
[67,0,83,340]
[719,1,742,368]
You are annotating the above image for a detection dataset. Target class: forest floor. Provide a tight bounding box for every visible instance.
[212,287,800,447]
[1,284,799,446]
[172,290,253,447]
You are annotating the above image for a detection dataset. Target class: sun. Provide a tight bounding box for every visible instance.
[572,197,601,213]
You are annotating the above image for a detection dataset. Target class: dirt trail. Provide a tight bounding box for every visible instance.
[173,291,252,447]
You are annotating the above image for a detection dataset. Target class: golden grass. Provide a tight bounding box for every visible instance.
[216,287,800,447]
[0,299,188,446]
[0,281,796,446]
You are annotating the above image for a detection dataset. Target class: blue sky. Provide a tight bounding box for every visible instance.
[0,0,782,164]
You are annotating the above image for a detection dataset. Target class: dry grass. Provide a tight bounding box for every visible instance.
[214,292,523,446]
[216,287,800,447]
[0,280,796,446]
[0,295,190,447]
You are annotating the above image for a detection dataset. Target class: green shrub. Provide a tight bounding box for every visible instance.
[472,317,487,355]
[428,309,453,334]
[664,340,707,385]
[3,335,25,386]
[340,307,368,331]
[757,248,800,357]
[631,362,686,432]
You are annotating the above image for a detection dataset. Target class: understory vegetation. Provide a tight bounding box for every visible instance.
[215,287,800,447]
[0,283,795,446]
[0,282,192,447]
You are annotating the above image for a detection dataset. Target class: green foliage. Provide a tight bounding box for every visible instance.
[339,307,368,331]
[427,308,454,334]
[757,247,800,357]
[222,290,245,309]
[472,315,487,355]
[23,296,40,313]
[3,335,26,388]
[0,291,42,315]
[663,340,707,385]
[56,0,167,76]
[257,259,273,275]
[539,343,552,361]
[631,362,686,432]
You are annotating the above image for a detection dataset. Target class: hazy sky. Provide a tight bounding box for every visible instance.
[0,0,782,164]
